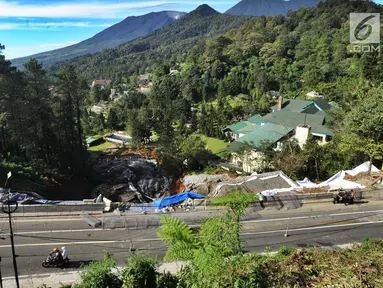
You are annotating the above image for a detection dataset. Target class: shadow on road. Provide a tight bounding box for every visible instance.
[64,260,95,269]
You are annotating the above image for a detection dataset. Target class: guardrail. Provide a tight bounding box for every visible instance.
[0,203,105,217]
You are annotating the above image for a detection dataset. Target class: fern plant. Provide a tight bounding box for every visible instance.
[157,216,198,261]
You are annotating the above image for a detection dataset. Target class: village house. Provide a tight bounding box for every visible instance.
[91,79,112,89]
[227,96,334,173]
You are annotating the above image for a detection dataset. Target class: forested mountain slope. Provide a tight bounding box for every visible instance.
[48,5,250,80]
[11,11,186,68]
[226,0,320,16]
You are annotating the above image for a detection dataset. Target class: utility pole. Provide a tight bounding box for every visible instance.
[1,171,19,288]
[5,198,19,288]
[0,256,3,288]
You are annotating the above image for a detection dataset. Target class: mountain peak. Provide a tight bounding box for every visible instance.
[189,4,220,17]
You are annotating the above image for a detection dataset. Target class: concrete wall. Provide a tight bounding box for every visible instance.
[232,150,265,173]
[0,204,105,217]
[294,125,311,148]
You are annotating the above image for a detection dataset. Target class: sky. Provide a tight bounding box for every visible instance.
[0,0,238,59]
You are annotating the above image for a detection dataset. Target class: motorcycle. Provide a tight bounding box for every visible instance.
[42,254,70,268]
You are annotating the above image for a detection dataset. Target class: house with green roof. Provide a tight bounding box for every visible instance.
[227,96,334,173]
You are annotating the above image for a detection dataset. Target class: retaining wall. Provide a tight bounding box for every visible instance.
[0,203,105,217]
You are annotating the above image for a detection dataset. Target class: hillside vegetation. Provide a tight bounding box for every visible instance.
[48,5,250,80]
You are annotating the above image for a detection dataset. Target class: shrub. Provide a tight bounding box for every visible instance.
[122,253,158,288]
[76,253,122,288]
[156,272,178,288]
[361,237,372,250]
[277,246,296,257]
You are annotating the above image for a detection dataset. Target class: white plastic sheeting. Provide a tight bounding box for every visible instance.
[212,171,300,197]
[345,161,380,176]
[297,177,316,188]
[319,171,364,190]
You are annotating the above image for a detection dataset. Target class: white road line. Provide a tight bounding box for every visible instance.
[246,210,383,223]
[0,221,380,249]
[1,210,380,236]
[241,220,383,236]
[0,218,84,223]
[0,238,162,249]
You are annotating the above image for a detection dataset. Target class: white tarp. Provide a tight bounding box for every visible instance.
[345,161,380,176]
[319,170,364,190]
[297,177,316,188]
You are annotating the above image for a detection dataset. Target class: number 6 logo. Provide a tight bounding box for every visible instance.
[350,13,380,44]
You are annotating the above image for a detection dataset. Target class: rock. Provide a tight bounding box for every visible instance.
[91,156,172,202]
[182,174,246,196]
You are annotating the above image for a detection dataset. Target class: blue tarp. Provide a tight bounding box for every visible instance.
[153,192,205,209]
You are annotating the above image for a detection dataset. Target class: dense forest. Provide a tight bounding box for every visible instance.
[1,0,383,198]
[0,44,88,193]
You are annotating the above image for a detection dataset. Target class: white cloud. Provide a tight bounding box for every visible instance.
[38,41,80,49]
[0,21,113,30]
[4,40,81,59]
[0,1,233,18]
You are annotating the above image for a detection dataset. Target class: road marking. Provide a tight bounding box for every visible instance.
[0,238,162,249]
[246,210,383,223]
[0,209,378,237]
[0,218,85,223]
[241,220,383,236]
[0,221,380,249]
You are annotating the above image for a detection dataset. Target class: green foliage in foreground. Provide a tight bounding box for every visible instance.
[121,253,157,288]
[74,253,122,288]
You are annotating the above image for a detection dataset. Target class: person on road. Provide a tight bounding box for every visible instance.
[60,246,69,261]
[258,192,265,209]
[51,247,63,264]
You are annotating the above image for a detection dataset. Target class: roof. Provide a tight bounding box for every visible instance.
[272,99,311,112]
[261,110,325,127]
[92,80,111,86]
[228,121,252,133]
[229,123,294,151]
[237,124,258,134]
[271,98,331,113]
[311,125,334,136]
[247,114,262,123]
[86,137,102,144]
[314,98,332,111]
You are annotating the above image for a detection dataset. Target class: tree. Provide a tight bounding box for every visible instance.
[178,135,211,171]
[55,64,87,175]
[345,86,383,173]
[23,59,57,167]
[106,107,120,130]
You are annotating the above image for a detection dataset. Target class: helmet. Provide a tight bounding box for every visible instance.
[53,248,59,253]
[61,246,66,250]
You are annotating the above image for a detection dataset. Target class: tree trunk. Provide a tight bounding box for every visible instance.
[368,155,373,175]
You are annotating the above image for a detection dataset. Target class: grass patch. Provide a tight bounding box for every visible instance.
[88,141,116,152]
[197,134,230,154]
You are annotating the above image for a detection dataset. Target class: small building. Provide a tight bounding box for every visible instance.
[86,137,104,148]
[91,80,112,89]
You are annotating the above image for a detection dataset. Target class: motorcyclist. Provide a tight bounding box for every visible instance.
[50,247,63,265]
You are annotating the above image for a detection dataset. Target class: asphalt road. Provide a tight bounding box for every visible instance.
[1,204,383,277]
